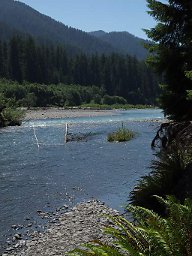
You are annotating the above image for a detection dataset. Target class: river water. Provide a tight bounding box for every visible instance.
[0,109,163,251]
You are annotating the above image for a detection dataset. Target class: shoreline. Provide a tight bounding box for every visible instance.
[23,108,164,123]
[24,108,118,121]
[4,200,119,256]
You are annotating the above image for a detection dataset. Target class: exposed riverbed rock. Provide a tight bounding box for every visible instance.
[6,200,119,256]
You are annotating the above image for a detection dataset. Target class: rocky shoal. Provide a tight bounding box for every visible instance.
[3,200,119,256]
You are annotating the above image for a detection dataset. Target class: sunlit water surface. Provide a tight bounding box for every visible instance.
[0,109,163,251]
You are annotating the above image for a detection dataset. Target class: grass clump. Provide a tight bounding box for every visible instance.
[107,127,135,142]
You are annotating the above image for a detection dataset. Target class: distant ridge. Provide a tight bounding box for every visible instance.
[0,0,115,55]
[89,31,149,60]
[89,30,106,37]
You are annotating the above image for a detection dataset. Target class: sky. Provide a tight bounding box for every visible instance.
[18,0,157,39]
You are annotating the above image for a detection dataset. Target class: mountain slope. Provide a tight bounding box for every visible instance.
[0,0,149,59]
[89,31,149,60]
[0,0,115,55]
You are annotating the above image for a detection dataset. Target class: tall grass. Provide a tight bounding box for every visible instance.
[107,127,135,142]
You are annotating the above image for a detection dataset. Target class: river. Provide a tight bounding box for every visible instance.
[0,109,163,252]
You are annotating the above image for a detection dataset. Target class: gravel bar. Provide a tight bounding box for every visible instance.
[3,200,119,256]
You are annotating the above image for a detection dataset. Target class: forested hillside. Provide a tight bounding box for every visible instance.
[0,0,160,108]
[0,0,148,59]
[0,0,115,55]
[89,31,149,60]
[0,36,159,104]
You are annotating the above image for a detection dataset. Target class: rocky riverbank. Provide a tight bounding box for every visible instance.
[3,200,119,256]
[24,108,117,121]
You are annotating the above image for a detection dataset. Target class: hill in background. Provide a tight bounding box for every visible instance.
[0,0,148,59]
[0,0,115,55]
[89,30,149,60]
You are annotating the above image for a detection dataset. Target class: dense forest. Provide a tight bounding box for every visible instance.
[0,36,159,105]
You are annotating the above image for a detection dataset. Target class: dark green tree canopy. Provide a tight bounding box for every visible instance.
[0,36,159,105]
[146,0,192,121]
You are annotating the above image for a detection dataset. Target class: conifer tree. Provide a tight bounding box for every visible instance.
[9,36,23,83]
[146,0,192,120]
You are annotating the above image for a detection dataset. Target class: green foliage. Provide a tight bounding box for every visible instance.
[185,71,192,101]
[185,71,192,80]
[107,127,135,142]
[102,95,127,105]
[130,143,192,214]
[0,79,156,109]
[0,81,25,127]
[80,103,154,110]
[2,107,24,126]
[0,35,159,105]
[68,196,192,256]
[146,0,192,121]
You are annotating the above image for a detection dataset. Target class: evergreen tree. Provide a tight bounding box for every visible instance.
[146,0,192,120]
[0,41,3,77]
[24,37,39,83]
[9,36,23,83]
[2,42,9,78]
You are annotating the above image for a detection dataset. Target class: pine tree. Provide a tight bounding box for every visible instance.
[146,0,192,121]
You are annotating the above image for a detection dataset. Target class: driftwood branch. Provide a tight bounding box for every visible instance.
[151,121,192,149]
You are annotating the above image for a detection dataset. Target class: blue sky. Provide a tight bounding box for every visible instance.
[18,0,157,39]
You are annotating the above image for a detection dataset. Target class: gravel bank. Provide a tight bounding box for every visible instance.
[24,108,117,121]
[3,200,119,256]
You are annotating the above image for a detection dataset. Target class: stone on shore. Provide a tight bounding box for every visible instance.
[7,200,119,256]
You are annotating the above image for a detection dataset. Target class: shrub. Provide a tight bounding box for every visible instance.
[2,107,25,126]
[102,95,127,105]
[107,127,135,142]
[130,143,192,214]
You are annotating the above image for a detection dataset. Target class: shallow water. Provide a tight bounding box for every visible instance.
[0,109,163,251]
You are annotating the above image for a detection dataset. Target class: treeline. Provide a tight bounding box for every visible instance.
[0,79,129,108]
[0,36,159,105]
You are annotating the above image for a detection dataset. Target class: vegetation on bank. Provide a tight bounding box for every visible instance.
[0,106,24,127]
[131,143,192,214]
[0,88,24,127]
[107,127,135,142]
[0,79,155,127]
[0,79,156,109]
[80,103,154,110]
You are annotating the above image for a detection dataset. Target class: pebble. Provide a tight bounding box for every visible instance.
[5,200,119,256]
[13,234,22,240]
[6,247,14,252]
